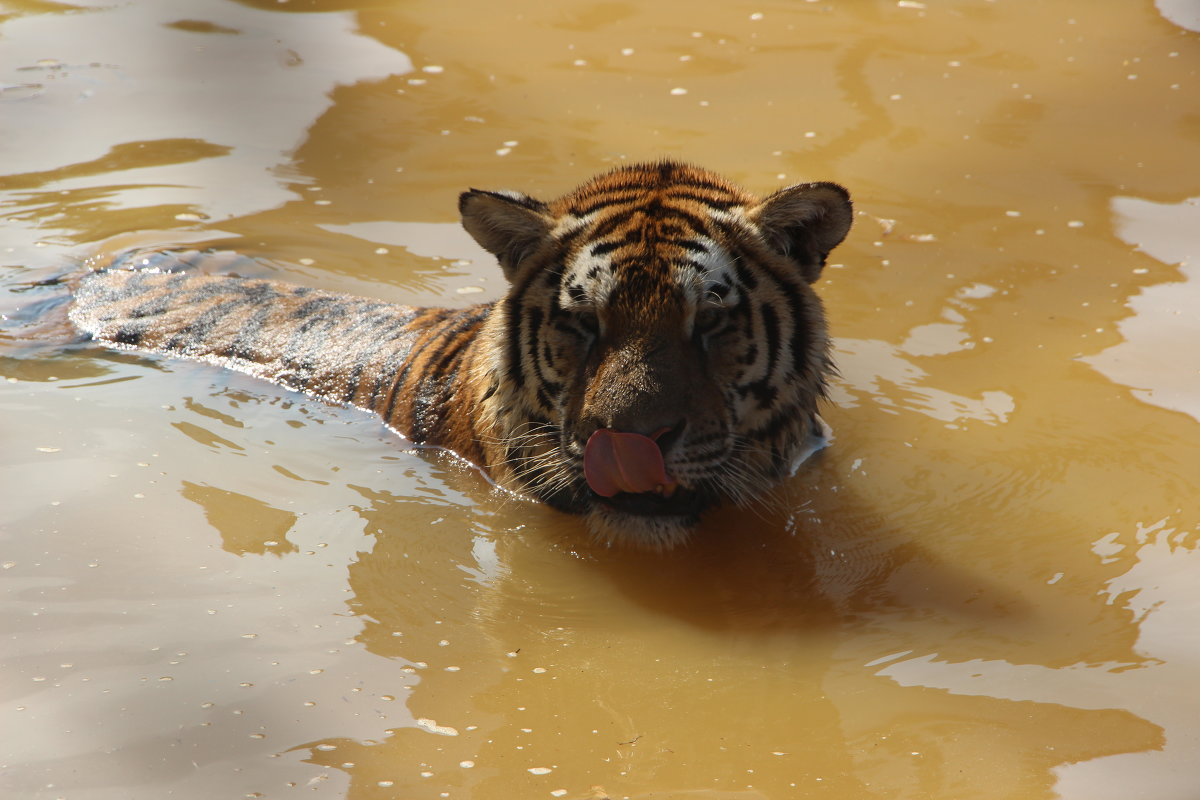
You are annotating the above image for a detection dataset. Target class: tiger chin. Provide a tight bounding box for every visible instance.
[69,161,852,551]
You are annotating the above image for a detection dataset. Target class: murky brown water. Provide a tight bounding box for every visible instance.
[3,0,1200,798]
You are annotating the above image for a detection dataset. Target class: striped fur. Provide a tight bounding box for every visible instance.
[70,162,852,549]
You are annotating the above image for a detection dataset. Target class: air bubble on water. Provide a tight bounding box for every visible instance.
[416,718,459,736]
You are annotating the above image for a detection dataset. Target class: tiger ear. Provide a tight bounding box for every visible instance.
[459,189,553,280]
[752,182,853,283]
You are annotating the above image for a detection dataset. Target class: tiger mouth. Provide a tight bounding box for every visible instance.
[593,486,709,518]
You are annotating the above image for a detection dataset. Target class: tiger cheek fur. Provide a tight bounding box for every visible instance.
[71,161,851,551]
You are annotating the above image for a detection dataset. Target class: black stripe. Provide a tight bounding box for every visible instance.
[339,313,412,404]
[731,255,759,291]
[386,311,458,393]
[761,303,780,381]
[386,310,476,423]
[666,191,742,211]
[163,298,245,353]
[589,209,636,240]
[113,326,144,346]
[570,192,649,217]
[590,241,622,257]
[656,206,713,237]
[667,177,740,196]
[226,303,273,360]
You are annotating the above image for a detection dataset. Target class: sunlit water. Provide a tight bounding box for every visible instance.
[2,1,1199,798]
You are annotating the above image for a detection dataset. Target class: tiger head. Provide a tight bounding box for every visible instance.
[460,161,852,549]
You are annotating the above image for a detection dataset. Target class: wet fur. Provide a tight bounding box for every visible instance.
[70,162,852,549]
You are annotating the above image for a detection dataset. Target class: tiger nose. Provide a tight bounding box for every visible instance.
[581,419,686,455]
[649,420,686,456]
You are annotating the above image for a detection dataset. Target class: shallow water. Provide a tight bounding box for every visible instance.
[2,1,1199,798]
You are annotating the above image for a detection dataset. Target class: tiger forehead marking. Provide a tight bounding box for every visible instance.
[560,234,741,313]
[555,169,754,316]
[72,161,852,550]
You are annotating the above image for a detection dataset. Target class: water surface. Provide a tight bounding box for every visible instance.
[2,1,1199,798]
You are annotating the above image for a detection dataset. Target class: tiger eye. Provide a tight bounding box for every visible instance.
[574,308,600,337]
[693,307,723,336]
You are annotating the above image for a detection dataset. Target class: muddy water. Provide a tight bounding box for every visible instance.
[2,0,1199,798]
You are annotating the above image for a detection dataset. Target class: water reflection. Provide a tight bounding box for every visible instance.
[870,517,1200,799]
[835,337,1015,427]
[1085,195,1200,423]
[0,0,411,253]
[181,481,299,556]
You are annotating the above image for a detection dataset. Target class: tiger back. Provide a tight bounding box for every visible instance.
[71,161,853,549]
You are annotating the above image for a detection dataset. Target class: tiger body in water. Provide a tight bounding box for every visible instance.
[70,162,853,549]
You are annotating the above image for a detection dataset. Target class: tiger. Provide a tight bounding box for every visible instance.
[69,161,853,550]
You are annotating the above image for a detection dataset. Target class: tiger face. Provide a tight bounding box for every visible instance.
[461,162,852,549]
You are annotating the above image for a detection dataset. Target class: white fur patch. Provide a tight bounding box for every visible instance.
[561,250,617,307]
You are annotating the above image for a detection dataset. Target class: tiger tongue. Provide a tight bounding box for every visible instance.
[584,429,678,498]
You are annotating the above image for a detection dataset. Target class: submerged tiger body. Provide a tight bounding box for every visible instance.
[70,162,852,549]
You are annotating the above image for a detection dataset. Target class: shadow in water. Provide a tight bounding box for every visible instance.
[571,454,1026,636]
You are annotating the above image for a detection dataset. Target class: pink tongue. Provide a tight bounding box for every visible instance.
[584,429,678,498]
